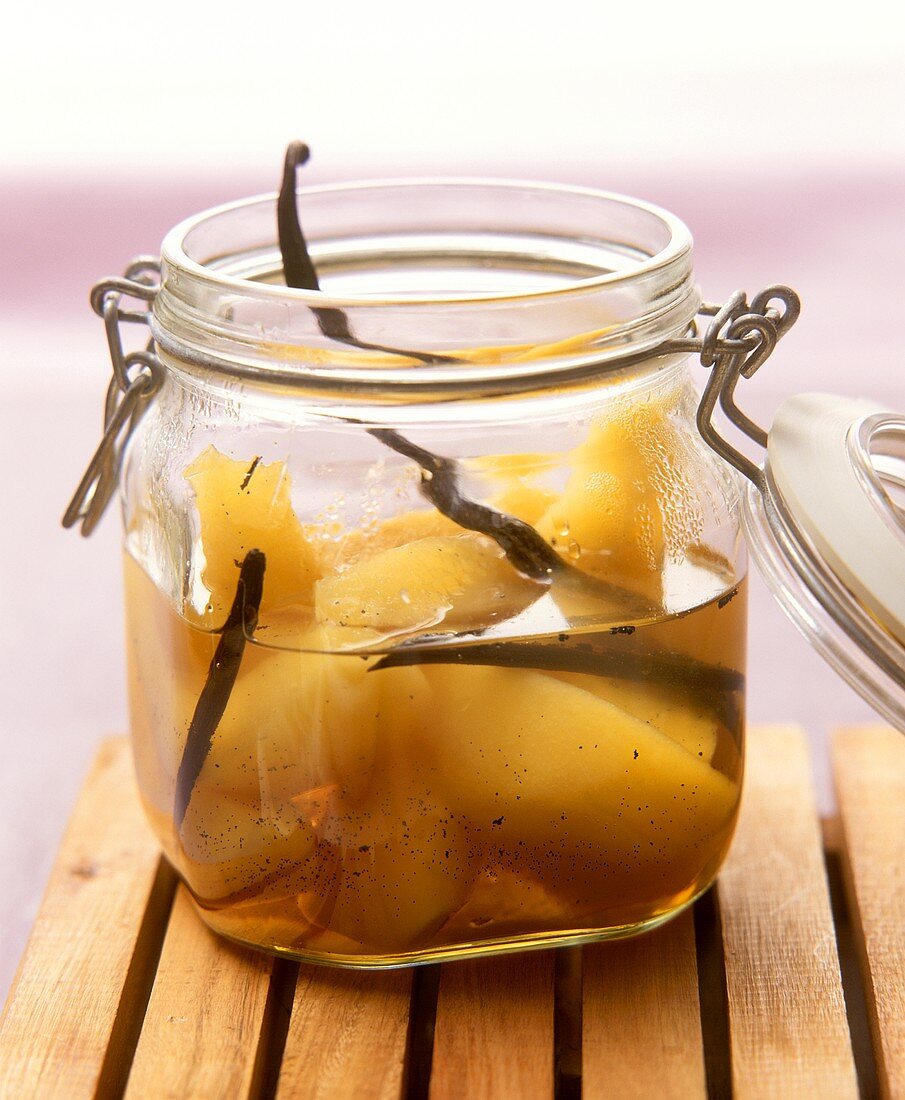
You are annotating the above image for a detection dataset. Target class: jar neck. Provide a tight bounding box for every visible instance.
[153,180,699,403]
[156,347,697,428]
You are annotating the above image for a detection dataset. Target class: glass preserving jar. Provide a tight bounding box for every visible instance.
[70,180,772,967]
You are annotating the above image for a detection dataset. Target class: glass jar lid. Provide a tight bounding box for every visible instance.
[689,290,905,732]
[742,393,905,731]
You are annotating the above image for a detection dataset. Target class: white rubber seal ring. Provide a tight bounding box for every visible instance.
[767,392,905,647]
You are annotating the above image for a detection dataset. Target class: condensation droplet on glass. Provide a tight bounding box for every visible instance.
[566,538,581,560]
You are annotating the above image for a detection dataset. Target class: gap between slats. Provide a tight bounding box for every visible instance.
[250,959,299,1100]
[694,887,733,1100]
[823,848,882,1100]
[95,858,179,1100]
[402,965,441,1100]
[554,948,582,1100]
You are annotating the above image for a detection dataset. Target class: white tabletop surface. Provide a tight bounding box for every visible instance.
[1,168,901,1002]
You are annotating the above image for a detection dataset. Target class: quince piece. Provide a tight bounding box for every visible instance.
[536,402,699,602]
[416,665,738,861]
[293,670,476,952]
[194,622,433,812]
[492,483,558,526]
[185,446,319,621]
[469,452,558,480]
[178,791,316,901]
[545,672,719,762]
[508,832,726,925]
[195,624,384,805]
[467,451,559,525]
[314,534,540,634]
[438,864,577,942]
[317,799,477,951]
[310,509,463,572]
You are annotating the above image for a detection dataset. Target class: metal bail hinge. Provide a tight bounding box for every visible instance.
[681,285,802,489]
[63,258,165,536]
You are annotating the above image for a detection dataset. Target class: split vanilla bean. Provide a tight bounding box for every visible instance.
[372,633,744,733]
[276,142,654,616]
[174,549,266,829]
[367,427,567,581]
[371,635,744,695]
[278,143,321,292]
[277,142,554,576]
[367,425,659,614]
[278,141,451,364]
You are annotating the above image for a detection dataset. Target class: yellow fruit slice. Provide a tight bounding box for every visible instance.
[536,401,700,603]
[192,623,399,806]
[173,630,439,913]
[310,509,462,572]
[468,452,559,480]
[248,603,317,649]
[492,483,559,526]
[185,446,319,622]
[285,663,477,952]
[178,791,316,901]
[438,864,578,942]
[125,557,368,816]
[414,664,739,858]
[465,451,560,526]
[314,799,477,951]
[314,534,541,635]
[544,672,720,762]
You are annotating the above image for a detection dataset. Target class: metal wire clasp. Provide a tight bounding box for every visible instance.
[679,286,802,489]
[63,258,165,536]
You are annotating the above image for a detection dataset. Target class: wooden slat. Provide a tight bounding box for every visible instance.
[0,738,173,1100]
[833,726,905,1100]
[125,885,275,1099]
[276,965,412,1099]
[717,725,858,1099]
[582,908,706,1099]
[430,951,554,1099]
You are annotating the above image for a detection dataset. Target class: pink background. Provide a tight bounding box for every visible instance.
[2,8,903,1000]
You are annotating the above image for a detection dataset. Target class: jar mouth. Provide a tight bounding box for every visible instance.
[154,179,699,398]
[162,178,693,307]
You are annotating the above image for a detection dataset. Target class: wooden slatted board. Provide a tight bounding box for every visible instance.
[1,726,902,1100]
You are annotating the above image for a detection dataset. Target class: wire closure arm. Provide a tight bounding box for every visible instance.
[681,285,801,490]
[63,259,164,536]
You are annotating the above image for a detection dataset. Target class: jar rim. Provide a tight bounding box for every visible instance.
[153,178,699,400]
[161,177,693,308]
